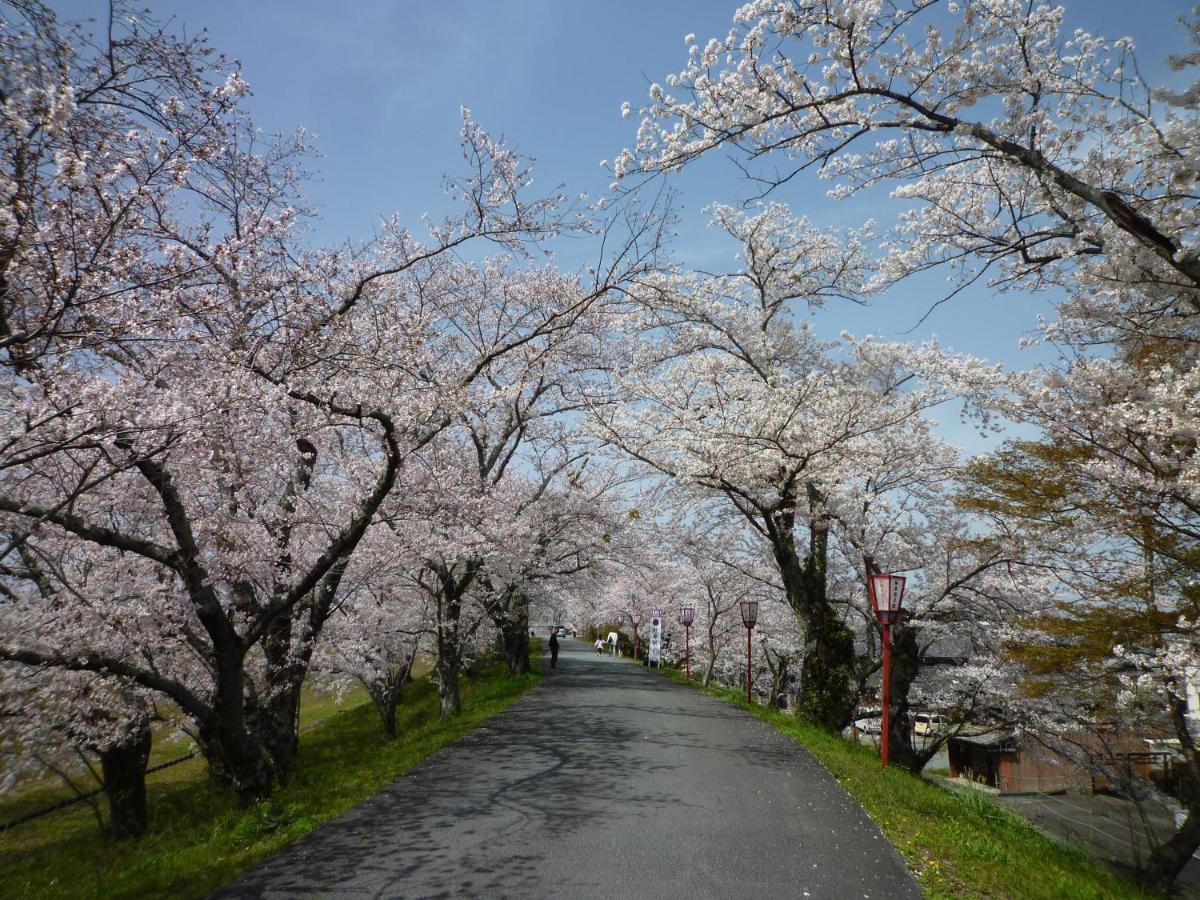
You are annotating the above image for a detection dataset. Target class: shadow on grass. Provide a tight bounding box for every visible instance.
[0,666,540,900]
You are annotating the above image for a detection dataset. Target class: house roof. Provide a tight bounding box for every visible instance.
[949,729,1016,749]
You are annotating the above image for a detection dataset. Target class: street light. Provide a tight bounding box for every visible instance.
[740,599,759,704]
[868,573,907,768]
[679,606,695,679]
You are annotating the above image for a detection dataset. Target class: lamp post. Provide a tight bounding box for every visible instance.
[868,573,906,768]
[679,606,695,679]
[740,600,759,704]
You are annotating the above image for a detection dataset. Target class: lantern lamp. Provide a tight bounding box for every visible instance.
[868,573,906,625]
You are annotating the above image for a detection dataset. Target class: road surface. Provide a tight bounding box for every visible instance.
[217,639,921,899]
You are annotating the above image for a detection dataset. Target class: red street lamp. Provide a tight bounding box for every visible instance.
[679,606,695,679]
[740,600,759,703]
[868,573,907,768]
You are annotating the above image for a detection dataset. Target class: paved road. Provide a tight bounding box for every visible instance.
[217,639,921,899]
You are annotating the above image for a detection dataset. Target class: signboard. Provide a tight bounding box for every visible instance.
[649,608,662,666]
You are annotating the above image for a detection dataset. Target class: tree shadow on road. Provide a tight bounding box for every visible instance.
[216,651,694,898]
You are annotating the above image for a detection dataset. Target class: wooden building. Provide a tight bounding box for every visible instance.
[947,728,1179,795]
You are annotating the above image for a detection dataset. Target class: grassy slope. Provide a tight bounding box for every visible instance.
[662,671,1159,900]
[0,663,539,899]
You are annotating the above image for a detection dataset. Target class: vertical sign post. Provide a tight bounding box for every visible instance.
[649,609,662,667]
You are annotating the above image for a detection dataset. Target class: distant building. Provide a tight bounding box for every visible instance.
[947,727,1181,796]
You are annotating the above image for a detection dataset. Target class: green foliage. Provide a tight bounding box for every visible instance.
[959,437,1200,717]
[662,669,1160,899]
[0,665,539,899]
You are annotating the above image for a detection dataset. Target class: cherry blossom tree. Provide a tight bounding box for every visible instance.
[592,202,991,729]
[0,1,656,805]
[655,514,782,688]
[961,435,1200,888]
[619,1,1199,321]
[617,7,1199,885]
[312,548,434,739]
[0,661,153,838]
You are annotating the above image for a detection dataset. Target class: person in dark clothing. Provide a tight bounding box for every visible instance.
[548,631,559,669]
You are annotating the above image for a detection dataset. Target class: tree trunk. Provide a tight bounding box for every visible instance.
[1139,803,1200,893]
[767,652,791,709]
[437,652,462,719]
[199,650,275,806]
[99,717,152,839]
[703,629,718,687]
[436,595,463,719]
[881,623,924,772]
[368,656,415,738]
[257,560,345,778]
[794,605,857,731]
[370,686,400,738]
[258,682,302,779]
[257,609,303,778]
[499,618,530,675]
[763,485,856,731]
[199,721,274,806]
[1138,713,1200,892]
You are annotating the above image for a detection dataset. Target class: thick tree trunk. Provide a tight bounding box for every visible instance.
[258,683,302,778]
[436,594,463,719]
[881,623,925,772]
[1139,710,1200,892]
[760,484,857,731]
[200,649,275,806]
[500,624,530,675]
[199,721,274,806]
[1140,803,1200,893]
[495,591,530,676]
[429,561,479,720]
[794,605,857,731]
[257,561,345,777]
[99,717,152,839]
[775,528,855,726]
[257,610,303,779]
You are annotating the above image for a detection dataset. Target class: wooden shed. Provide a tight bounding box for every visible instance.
[947,730,1090,794]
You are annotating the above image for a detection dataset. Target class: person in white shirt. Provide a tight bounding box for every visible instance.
[594,637,605,655]
[607,631,619,656]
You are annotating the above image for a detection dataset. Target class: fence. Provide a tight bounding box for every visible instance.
[1,749,199,831]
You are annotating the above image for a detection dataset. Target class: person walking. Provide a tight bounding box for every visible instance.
[549,631,559,669]
[594,637,605,655]
[607,631,619,657]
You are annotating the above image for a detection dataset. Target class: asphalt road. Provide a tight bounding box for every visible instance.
[216,639,921,899]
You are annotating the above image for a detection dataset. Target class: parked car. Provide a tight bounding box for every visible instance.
[852,715,883,735]
[913,713,949,736]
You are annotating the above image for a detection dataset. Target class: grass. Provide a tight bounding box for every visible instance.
[0,682,374,830]
[658,668,1159,900]
[0,661,540,899]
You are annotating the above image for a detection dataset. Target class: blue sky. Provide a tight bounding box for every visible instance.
[52,0,1197,450]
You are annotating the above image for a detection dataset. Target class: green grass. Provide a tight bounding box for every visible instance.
[658,669,1159,900]
[0,662,540,899]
